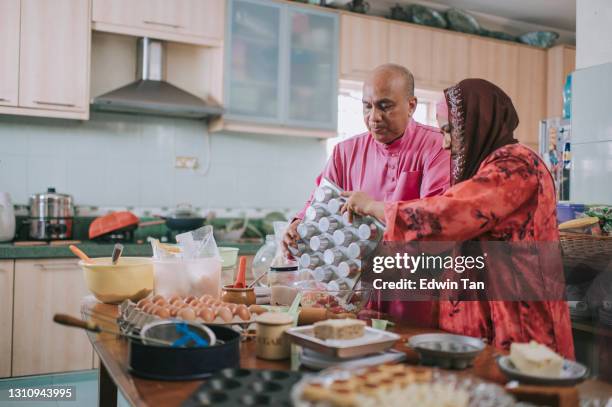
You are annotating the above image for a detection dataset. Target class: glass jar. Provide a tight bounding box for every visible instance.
[251,235,277,287]
[268,265,299,287]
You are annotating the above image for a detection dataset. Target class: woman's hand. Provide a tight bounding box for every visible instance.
[340,191,385,223]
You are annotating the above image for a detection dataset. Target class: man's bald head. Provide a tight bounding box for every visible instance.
[362,64,418,144]
[365,64,415,99]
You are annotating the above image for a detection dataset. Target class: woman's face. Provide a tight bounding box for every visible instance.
[439,119,452,150]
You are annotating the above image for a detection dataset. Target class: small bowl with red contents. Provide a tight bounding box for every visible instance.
[298,281,373,314]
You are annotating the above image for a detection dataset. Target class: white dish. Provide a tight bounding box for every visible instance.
[497,355,588,386]
[286,325,400,358]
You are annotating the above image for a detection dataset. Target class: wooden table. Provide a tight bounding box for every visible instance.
[81,298,612,407]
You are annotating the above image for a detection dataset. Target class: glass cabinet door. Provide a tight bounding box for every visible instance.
[286,8,338,129]
[226,0,282,122]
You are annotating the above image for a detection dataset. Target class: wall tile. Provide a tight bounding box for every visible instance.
[27,155,67,197]
[104,160,140,206]
[65,158,106,205]
[0,154,28,203]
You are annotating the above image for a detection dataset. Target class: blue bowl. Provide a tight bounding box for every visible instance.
[519,31,559,48]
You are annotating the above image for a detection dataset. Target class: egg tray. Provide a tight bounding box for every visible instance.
[181,368,304,407]
[118,300,254,337]
[293,177,385,290]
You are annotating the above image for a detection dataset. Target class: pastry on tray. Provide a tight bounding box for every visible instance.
[509,341,563,377]
[313,319,366,340]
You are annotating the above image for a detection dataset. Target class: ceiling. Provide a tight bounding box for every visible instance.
[403,0,576,31]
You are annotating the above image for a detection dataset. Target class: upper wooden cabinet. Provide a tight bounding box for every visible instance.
[0,0,91,120]
[0,0,20,107]
[92,0,225,47]
[468,37,519,99]
[515,46,547,148]
[340,14,389,81]
[388,22,432,85]
[430,31,469,89]
[547,45,575,118]
[19,0,90,114]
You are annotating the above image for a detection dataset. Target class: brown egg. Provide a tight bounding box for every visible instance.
[177,307,196,321]
[198,307,215,323]
[168,306,179,317]
[199,294,212,303]
[184,295,197,304]
[190,299,202,308]
[176,301,189,309]
[169,297,183,306]
[141,303,154,313]
[155,307,170,319]
[148,304,160,315]
[153,298,167,306]
[151,294,165,302]
[248,304,267,315]
[168,294,182,303]
[216,306,233,323]
[136,298,150,309]
[226,303,238,313]
[236,306,251,321]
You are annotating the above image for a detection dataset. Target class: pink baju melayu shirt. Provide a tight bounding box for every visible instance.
[297,119,450,219]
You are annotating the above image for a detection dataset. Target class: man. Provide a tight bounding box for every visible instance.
[284,63,451,326]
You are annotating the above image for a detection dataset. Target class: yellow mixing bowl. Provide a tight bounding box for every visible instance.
[80,257,154,304]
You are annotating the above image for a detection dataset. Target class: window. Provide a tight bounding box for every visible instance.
[329,81,443,156]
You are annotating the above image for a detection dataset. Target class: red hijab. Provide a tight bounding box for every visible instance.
[444,79,519,184]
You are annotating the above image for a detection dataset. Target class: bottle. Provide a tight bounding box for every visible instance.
[251,235,277,287]
[563,73,572,119]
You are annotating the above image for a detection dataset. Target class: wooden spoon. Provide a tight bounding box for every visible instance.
[69,245,93,264]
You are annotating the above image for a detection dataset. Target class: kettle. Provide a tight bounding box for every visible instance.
[0,192,16,242]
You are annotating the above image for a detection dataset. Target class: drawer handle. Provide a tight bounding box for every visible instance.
[143,20,182,29]
[35,263,79,271]
[34,100,76,108]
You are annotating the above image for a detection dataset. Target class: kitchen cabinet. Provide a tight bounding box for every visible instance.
[0,0,91,120]
[12,259,93,376]
[388,22,432,86]
[0,260,14,378]
[92,0,225,47]
[340,14,389,81]
[217,0,338,136]
[18,0,90,114]
[515,46,547,149]
[431,31,470,89]
[468,37,519,99]
[547,45,576,118]
[0,0,20,107]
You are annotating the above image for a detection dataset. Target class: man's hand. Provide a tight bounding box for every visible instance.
[340,191,385,223]
[282,218,301,256]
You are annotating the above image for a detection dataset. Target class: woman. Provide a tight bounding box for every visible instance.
[342,79,574,358]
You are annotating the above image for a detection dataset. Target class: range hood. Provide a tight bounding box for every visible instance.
[92,38,223,119]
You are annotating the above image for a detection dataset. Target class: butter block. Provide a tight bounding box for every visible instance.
[313,319,366,340]
[509,341,564,377]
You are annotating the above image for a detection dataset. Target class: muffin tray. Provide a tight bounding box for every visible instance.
[181,368,304,407]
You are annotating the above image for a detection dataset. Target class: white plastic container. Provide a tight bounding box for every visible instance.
[153,257,221,298]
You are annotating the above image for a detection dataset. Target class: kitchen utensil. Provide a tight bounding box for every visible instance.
[53,314,172,347]
[233,256,247,288]
[111,243,124,265]
[446,8,481,34]
[497,356,588,386]
[80,257,154,304]
[129,324,241,381]
[248,273,266,288]
[407,333,485,369]
[519,31,559,48]
[286,325,400,358]
[221,285,256,305]
[89,211,165,242]
[181,369,303,407]
[69,244,93,264]
[140,320,216,347]
[28,187,74,240]
[256,312,294,360]
[0,192,16,242]
[161,203,207,231]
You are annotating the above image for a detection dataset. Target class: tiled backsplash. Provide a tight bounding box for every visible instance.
[0,113,327,211]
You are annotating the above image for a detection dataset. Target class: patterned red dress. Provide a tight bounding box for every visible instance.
[384,143,575,359]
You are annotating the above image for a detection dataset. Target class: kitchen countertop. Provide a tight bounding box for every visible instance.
[0,241,263,259]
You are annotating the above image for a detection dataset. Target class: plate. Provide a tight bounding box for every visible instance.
[446,8,481,34]
[408,333,485,369]
[299,348,406,370]
[497,355,588,386]
[286,325,400,358]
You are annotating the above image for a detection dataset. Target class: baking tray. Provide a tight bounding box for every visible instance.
[128,324,241,381]
[285,325,400,358]
[407,333,485,369]
[181,368,303,407]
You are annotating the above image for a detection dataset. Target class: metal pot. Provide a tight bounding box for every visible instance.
[28,187,74,240]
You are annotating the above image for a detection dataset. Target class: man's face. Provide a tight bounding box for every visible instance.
[362,75,417,144]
